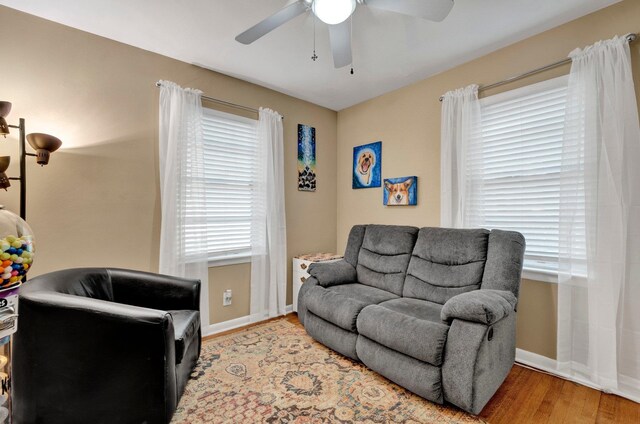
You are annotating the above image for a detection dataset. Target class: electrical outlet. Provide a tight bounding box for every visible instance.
[223,289,232,306]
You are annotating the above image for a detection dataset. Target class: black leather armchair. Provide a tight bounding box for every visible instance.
[12,268,201,424]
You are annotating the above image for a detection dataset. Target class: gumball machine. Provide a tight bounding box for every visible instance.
[0,206,34,423]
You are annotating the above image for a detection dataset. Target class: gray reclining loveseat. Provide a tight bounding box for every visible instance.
[298,225,525,414]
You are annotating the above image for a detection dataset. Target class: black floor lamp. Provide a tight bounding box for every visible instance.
[0,101,62,220]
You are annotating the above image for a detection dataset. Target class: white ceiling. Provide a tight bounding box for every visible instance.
[0,0,622,110]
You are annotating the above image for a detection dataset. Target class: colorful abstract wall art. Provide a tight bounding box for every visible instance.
[352,141,382,189]
[383,176,418,206]
[298,124,316,191]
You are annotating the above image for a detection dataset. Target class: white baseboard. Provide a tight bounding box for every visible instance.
[515,348,558,372]
[202,304,294,337]
[515,348,640,403]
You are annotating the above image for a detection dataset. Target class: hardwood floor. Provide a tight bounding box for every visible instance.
[204,314,640,423]
[479,364,639,423]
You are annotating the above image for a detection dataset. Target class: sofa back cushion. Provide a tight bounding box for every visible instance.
[403,228,489,304]
[343,225,367,267]
[481,229,526,299]
[356,225,419,296]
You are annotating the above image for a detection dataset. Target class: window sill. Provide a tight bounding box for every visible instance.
[522,268,558,284]
[522,267,589,284]
[208,254,251,267]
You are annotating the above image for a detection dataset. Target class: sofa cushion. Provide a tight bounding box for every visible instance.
[356,336,444,404]
[305,283,398,332]
[356,298,450,366]
[305,312,360,361]
[169,310,200,364]
[356,225,419,296]
[403,228,489,304]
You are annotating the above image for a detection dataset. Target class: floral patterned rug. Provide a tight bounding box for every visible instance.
[172,319,484,423]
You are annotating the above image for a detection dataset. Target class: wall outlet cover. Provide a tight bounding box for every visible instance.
[223,289,232,306]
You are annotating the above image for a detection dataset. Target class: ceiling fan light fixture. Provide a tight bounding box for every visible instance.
[312,0,356,25]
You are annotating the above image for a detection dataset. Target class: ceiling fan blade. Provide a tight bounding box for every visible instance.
[328,20,352,69]
[235,1,308,44]
[365,0,454,22]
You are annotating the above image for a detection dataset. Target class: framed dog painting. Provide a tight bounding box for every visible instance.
[353,141,382,189]
[383,176,418,206]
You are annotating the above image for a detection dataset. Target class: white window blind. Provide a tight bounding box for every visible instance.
[467,75,584,278]
[186,108,257,263]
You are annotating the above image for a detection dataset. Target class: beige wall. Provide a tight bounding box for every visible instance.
[0,5,338,326]
[336,0,640,359]
[2,0,638,353]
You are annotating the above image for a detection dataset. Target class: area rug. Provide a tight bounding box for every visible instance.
[172,319,484,423]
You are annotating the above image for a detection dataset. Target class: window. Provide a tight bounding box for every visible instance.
[466,76,584,281]
[186,108,257,264]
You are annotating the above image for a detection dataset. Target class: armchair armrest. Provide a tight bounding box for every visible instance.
[108,268,200,312]
[308,260,357,288]
[13,291,177,423]
[441,289,517,325]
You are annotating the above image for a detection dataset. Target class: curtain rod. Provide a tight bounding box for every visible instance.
[155,82,284,119]
[438,33,637,102]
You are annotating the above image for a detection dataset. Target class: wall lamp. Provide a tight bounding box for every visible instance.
[0,101,62,219]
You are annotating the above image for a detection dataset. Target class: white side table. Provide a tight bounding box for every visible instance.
[292,253,342,313]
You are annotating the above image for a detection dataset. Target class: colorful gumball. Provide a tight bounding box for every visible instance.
[0,208,35,288]
[0,235,34,287]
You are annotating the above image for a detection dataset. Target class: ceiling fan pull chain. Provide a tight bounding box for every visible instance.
[311,13,318,61]
[350,15,355,75]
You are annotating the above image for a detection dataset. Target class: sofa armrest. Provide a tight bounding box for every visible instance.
[308,260,357,288]
[441,289,517,325]
[442,313,517,414]
[13,291,177,423]
[296,276,319,325]
[108,268,200,312]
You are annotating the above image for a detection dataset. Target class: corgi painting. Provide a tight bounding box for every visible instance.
[384,176,418,206]
[353,141,382,189]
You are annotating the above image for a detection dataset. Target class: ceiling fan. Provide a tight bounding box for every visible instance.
[236,0,455,69]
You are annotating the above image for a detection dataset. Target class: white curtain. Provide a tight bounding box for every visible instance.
[158,80,210,327]
[441,84,482,227]
[250,108,287,322]
[557,36,640,401]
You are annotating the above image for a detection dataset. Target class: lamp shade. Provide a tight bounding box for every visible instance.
[313,0,356,25]
[26,133,62,165]
[0,102,11,118]
[0,157,9,190]
[0,102,11,137]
